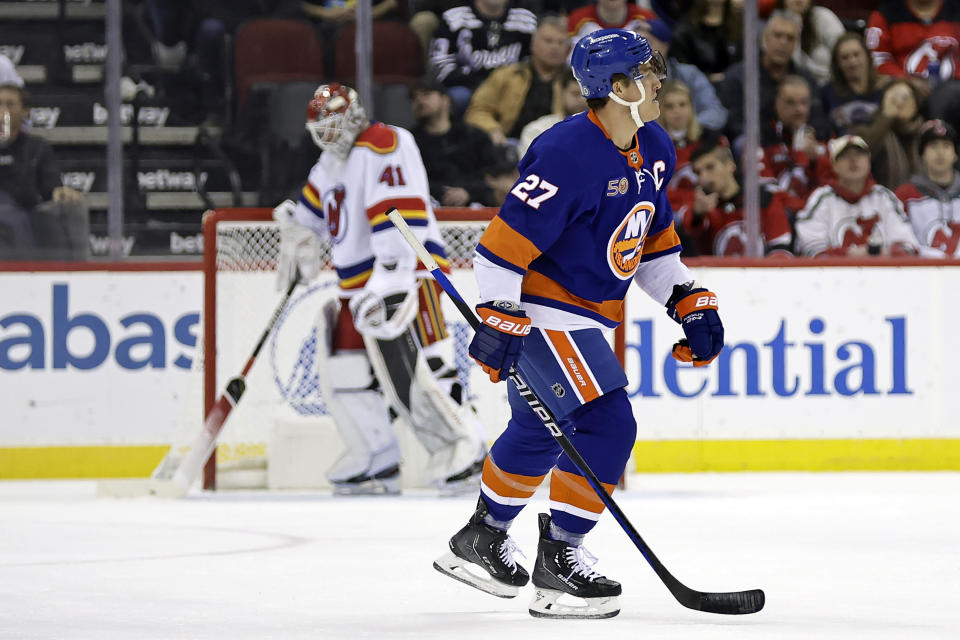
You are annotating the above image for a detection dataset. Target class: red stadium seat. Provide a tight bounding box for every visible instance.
[233,19,325,122]
[332,22,424,84]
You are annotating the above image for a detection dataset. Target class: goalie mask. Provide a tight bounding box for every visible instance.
[306,83,369,159]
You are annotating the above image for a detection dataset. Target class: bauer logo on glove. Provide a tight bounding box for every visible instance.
[665,283,724,367]
[469,300,531,382]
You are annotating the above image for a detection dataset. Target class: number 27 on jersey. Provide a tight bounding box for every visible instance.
[510,174,558,210]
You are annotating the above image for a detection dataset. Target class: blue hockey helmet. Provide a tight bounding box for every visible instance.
[571,28,664,99]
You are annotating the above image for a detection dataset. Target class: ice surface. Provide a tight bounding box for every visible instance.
[1,473,958,639]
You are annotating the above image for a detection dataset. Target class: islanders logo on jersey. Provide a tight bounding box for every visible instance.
[323,184,348,243]
[607,202,655,279]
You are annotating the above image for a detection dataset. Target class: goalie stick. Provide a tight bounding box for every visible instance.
[386,208,765,615]
[98,272,301,499]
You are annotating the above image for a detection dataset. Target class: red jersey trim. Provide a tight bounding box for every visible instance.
[354,123,399,154]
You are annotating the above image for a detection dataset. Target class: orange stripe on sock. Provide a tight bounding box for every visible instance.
[549,468,616,515]
[481,456,545,499]
[545,330,600,402]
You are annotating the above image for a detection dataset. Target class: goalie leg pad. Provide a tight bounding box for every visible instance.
[316,298,400,489]
[363,330,486,486]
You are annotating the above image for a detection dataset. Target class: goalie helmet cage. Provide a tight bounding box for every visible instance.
[201,207,627,491]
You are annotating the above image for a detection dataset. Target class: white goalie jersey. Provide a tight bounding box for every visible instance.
[292,122,450,295]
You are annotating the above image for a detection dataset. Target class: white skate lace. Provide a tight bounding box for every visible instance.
[498,536,525,574]
[564,545,602,582]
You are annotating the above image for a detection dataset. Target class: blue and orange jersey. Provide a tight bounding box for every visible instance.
[475,110,682,329]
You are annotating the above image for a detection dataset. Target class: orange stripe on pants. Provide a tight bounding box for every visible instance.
[481,456,546,500]
[549,468,616,516]
[544,330,601,402]
[415,280,448,346]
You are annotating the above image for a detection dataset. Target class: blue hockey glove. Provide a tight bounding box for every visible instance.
[666,284,724,367]
[469,301,531,383]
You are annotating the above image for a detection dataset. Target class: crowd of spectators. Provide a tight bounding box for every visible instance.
[2,0,960,261]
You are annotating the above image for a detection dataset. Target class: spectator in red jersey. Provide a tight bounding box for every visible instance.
[718,9,828,144]
[855,79,924,189]
[895,119,960,257]
[795,135,919,257]
[759,75,830,212]
[657,80,706,224]
[821,33,892,137]
[777,0,845,86]
[670,0,743,85]
[684,136,794,256]
[866,0,960,129]
[567,0,654,49]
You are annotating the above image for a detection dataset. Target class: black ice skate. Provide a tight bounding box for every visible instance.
[330,464,400,496]
[433,498,529,598]
[529,513,621,619]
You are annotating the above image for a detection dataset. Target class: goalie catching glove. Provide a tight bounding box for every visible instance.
[468,301,531,383]
[273,199,322,290]
[666,283,724,367]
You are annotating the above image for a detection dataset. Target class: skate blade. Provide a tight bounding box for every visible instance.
[433,551,519,599]
[331,475,400,496]
[528,588,620,619]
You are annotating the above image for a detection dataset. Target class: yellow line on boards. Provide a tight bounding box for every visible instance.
[632,439,960,472]
[0,446,169,479]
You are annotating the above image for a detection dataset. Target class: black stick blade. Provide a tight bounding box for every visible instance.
[697,589,765,615]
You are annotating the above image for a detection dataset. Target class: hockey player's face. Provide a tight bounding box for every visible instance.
[634,65,662,121]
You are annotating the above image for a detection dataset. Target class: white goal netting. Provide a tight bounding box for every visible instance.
[204,209,509,489]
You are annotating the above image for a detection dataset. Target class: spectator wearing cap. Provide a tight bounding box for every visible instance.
[411,76,502,207]
[464,16,569,146]
[636,18,728,133]
[795,135,919,257]
[0,84,87,259]
[718,9,828,144]
[517,70,586,158]
[684,136,793,256]
[566,0,655,50]
[895,119,960,257]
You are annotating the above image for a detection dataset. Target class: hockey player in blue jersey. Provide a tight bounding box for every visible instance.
[433,29,726,619]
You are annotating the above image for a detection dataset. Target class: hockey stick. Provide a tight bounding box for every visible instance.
[98,272,301,499]
[387,208,764,615]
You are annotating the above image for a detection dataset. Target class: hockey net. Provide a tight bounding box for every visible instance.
[201,208,509,490]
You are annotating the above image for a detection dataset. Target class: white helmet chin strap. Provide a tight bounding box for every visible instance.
[608,77,647,129]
